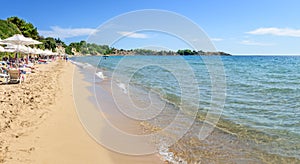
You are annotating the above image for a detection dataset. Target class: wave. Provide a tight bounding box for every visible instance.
[117,82,128,94]
[70,60,93,69]
[95,71,106,80]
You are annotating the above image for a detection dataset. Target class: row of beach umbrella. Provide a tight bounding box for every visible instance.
[0,34,59,56]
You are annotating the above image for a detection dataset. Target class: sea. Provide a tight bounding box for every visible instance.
[70,55,300,163]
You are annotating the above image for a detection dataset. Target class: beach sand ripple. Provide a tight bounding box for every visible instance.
[0,61,63,163]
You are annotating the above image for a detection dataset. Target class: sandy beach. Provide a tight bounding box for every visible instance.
[0,60,163,164]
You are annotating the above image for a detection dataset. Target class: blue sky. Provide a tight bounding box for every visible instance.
[1,0,300,55]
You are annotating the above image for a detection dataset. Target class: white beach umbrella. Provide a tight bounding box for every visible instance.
[0,34,42,62]
[32,47,41,54]
[0,34,41,46]
[43,49,53,56]
[37,48,44,55]
[29,47,42,58]
[40,49,53,62]
[0,45,4,52]
[40,50,47,56]
[4,44,29,53]
[27,38,42,45]
[24,46,35,54]
[1,48,15,53]
[39,49,47,57]
[0,45,16,61]
[0,34,42,53]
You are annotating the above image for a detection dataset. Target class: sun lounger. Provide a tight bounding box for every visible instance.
[8,69,22,84]
[38,59,47,64]
[0,67,10,84]
[19,67,32,74]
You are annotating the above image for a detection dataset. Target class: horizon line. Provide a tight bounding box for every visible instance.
[231,53,300,56]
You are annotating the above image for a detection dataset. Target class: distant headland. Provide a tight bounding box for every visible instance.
[67,41,231,56]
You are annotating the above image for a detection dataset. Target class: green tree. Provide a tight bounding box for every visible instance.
[0,19,21,39]
[55,38,67,47]
[69,42,81,52]
[177,49,196,55]
[65,46,73,55]
[7,16,39,39]
[37,37,57,51]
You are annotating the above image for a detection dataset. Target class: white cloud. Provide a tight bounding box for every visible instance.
[247,27,300,37]
[211,38,223,41]
[240,40,273,46]
[39,26,98,39]
[117,31,149,39]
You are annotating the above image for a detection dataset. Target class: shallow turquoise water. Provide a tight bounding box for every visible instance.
[72,55,300,162]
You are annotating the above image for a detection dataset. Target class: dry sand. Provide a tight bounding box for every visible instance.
[0,60,163,164]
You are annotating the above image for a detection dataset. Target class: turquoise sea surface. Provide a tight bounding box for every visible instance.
[71,55,300,163]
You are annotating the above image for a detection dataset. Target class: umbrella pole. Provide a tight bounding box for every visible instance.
[18,52,20,66]
[17,45,19,66]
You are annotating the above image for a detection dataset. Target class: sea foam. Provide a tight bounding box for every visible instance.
[117,83,128,94]
[95,72,105,79]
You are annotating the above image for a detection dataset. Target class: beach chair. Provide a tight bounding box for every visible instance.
[8,69,22,84]
[0,67,10,84]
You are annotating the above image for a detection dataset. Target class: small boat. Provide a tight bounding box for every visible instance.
[103,55,110,59]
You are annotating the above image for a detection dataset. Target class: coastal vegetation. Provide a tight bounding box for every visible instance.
[0,19,21,39]
[6,16,39,40]
[0,17,66,54]
[0,16,231,56]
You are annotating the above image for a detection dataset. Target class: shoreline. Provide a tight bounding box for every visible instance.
[72,66,164,162]
[71,56,300,163]
[2,56,299,163]
[0,60,163,163]
[70,53,231,57]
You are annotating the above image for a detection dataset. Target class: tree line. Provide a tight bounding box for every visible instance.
[0,16,230,56]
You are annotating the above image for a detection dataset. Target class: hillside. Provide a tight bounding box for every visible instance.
[0,19,21,39]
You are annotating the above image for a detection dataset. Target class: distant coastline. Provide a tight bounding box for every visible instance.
[71,48,231,56]
[0,17,231,57]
